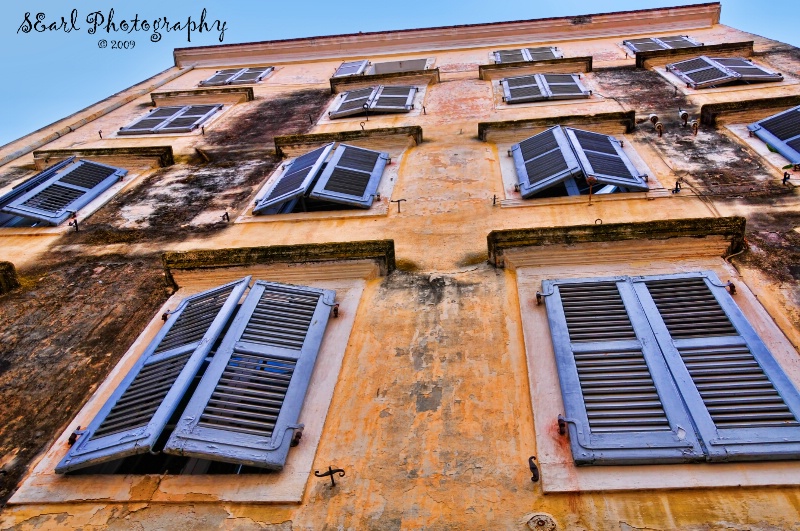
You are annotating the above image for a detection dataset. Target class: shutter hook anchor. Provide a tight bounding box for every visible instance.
[315,466,346,487]
[528,456,540,482]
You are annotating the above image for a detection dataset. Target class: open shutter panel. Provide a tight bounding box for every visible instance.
[334,60,369,77]
[119,106,184,135]
[1,160,127,226]
[667,56,734,88]
[566,128,648,191]
[0,157,75,208]
[657,35,701,49]
[253,143,334,215]
[157,105,222,133]
[501,75,547,103]
[230,67,274,84]
[526,47,560,61]
[329,87,379,119]
[711,58,782,82]
[748,106,800,164]
[493,49,527,64]
[623,38,668,53]
[200,68,245,86]
[511,126,582,198]
[544,277,704,465]
[55,278,251,473]
[539,74,591,100]
[309,144,388,208]
[369,86,416,113]
[163,281,335,470]
[634,272,800,462]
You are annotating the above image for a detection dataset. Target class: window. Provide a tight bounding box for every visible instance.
[493,47,561,64]
[510,126,647,199]
[623,35,701,53]
[56,277,336,474]
[329,86,417,118]
[500,74,590,104]
[254,142,389,215]
[544,271,800,466]
[332,58,428,78]
[747,105,800,165]
[199,66,273,86]
[666,56,782,89]
[0,158,126,226]
[119,105,222,135]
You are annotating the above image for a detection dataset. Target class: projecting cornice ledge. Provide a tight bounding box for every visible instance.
[162,239,397,287]
[173,3,720,67]
[487,216,746,268]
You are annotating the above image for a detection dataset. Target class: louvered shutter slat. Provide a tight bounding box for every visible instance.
[229,67,274,84]
[329,87,379,119]
[526,47,560,61]
[164,281,335,470]
[200,68,245,86]
[333,59,369,77]
[540,74,590,100]
[55,277,251,473]
[566,128,648,191]
[309,144,389,208]
[253,143,334,215]
[120,105,221,134]
[494,49,527,64]
[667,56,734,88]
[119,106,184,135]
[369,86,416,113]
[502,75,546,103]
[511,126,583,198]
[544,277,705,465]
[634,272,800,462]
[748,106,800,164]
[1,160,126,226]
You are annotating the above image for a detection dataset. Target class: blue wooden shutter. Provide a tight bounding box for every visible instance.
[163,281,335,470]
[511,126,582,198]
[369,86,417,113]
[253,143,334,215]
[565,128,648,191]
[623,38,668,53]
[229,67,274,84]
[539,74,591,100]
[55,278,251,473]
[329,87,379,119]
[526,47,561,61]
[711,58,782,82]
[544,277,704,465]
[119,106,185,135]
[200,68,246,86]
[333,60,369,77]
[493,49,528,64]
[667,56,734,89]
[633,272,800,462]
[501,75,547,103]
[747,106,800,164]
[157,105,222,133]
[1,160,127,226]
[309,144,389,208]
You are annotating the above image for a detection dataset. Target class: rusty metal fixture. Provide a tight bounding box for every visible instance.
[67,427,83,446]
[98,130,103,139]
[558,415,567,435]
[528,456,540,482]
[727,281,736,295]
[332,303,340,318]
[390,199,407,213]
[679,109,689,126]
[290,430,303,447]
[535,291,542,305]
[655,122,664,137]
[649,113,659,125]
[527,513,557,530]
[691,120,699,136]
[315,466,346,487]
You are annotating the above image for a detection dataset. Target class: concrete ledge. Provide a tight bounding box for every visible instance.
[329,69,440,94]
[478,110,635,142]
[636,40,754,68]
[700,95,800,126]
[479,56,593,81]
[32,146,174,169]
[151,86,254,106]
[486,216,746,267]
[162,239,396,285]
[0,261,20,295]
[275,126,423,157]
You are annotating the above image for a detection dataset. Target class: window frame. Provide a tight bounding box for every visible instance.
[623,35,702,54]
[199,66,274,86]
[666,56,783,89]
[492,47,562,64]
[500,73,590,104]
[118,104,223,135]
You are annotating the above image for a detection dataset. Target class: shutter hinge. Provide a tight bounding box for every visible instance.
[528,456,540,482]
[68,427,85,446]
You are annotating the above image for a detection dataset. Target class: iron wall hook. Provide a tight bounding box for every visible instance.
[315,466,346,487]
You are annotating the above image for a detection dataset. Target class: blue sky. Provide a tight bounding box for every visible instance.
[0,0,798,147]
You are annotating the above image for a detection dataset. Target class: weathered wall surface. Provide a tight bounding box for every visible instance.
[2,7,800,529]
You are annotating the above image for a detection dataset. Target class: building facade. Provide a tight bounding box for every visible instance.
[1,2,800,529]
